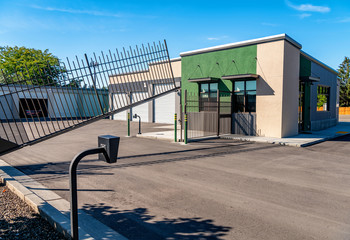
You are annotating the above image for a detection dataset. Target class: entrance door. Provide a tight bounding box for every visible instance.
[298,82,304,132]
[299,81,311,132]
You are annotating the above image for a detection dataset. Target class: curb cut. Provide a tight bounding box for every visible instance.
[0,159,128,240]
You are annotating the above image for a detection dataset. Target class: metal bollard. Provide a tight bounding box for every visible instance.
[127,112,130,136]
[184,114,188,144]
[133,114,141,134]
[174,113,177,142]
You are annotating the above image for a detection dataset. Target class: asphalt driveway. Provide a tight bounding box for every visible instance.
[2,119,350,240]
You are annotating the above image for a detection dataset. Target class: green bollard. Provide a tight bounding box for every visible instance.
[127,112,130,137]
[184,114,188,144]
[174,113,177,142]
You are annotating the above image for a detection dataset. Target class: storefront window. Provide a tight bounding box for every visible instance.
[317,86,330,111]
[234,80,256,113]
[200,83,218,99]
[199,83,218,111]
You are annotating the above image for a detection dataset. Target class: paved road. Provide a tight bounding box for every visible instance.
[2,120,350,240]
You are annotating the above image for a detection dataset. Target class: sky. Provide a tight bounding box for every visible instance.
[0,0,349,70]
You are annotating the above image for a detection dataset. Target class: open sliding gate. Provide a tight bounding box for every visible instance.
[0,40,178,153]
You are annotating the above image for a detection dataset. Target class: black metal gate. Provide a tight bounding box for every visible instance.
[184,90,232,140]
[0,40,177,153]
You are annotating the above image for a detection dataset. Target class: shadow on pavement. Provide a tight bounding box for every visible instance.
[13,143,280,183]
[327,134,350,142]
[82,203,231,240]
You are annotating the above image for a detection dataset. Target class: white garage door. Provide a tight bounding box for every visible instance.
[112,93,129,121]
[131,92,149,122]
[154,84,175,124]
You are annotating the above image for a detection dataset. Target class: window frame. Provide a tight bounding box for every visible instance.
[199,82,218,99]
[233,80,256,113]
[198,82,219,112]
[316,85,330,112]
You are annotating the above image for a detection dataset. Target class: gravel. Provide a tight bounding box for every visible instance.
[0,184,66,240]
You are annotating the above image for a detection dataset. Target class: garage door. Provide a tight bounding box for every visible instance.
[19,98,48,118]
[112,93,129,121]
[131,92,148,122]
[154,84,175,124]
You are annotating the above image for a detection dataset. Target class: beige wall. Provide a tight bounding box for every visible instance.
[109,59,180,84]
[170,59,181,78]
[256,40,299,138]
[256,40,284,138]
[281,41,300,137]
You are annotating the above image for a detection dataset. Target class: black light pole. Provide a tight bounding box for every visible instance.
[69,135,120,240]
[133,114,141,134]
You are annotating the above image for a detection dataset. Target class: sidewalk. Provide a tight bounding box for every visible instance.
[222,121,350,147]
[137,121,350,147]
[135,124,179,142]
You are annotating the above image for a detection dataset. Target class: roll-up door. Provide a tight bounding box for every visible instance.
[154,84,175,124]
[112,93,129,120]
[131,92,149,122]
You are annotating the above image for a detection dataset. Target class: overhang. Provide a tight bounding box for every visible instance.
[188,77,220,82]
[221,74,259,81]
[300,76,320,83]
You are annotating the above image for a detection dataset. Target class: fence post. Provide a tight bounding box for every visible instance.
[127,112,130,136]
[217,90,220,137]
[174,113,177,142]
[84,54,104,115]
[184,90,187,143]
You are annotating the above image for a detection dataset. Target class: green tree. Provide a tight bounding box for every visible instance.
[338,56,350,107]
[0,46,62,85]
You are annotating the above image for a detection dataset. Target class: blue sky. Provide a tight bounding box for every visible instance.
[0,0,349,69]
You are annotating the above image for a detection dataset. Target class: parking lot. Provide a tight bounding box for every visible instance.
[2,119,350,240]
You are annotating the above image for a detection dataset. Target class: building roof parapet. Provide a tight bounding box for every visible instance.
[180,34,302,57]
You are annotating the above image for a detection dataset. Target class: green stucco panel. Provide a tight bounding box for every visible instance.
[300,55,311,77]
[181,45,257,108]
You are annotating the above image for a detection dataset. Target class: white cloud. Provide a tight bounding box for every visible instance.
[339,17,350,23]
[207,36,228,41]
[30,5,123,18]
[286,1,330,13]
[299,13,312,19]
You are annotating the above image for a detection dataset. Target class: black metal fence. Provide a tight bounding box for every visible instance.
[0,40,176,152]
[184,90,232,140]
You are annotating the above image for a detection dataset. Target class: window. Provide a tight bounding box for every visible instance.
[199,83,218,111]
[317,86,330,111]
[234,80,256,113]
[200,83,218,99]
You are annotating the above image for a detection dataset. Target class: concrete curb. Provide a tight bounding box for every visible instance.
[135,131,174,141]
[0,159,128,240]
[221,132,350,147]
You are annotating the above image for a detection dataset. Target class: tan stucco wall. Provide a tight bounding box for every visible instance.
[256,41,285,138]
[256,40,299,138]
[170,59,181,78]
[281,41,300,137]
[109,59,180,84]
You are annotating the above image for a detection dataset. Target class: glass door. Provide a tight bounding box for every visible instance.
[298,82,304,132]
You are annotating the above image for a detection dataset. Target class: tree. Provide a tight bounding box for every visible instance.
[338,56,350,107]
[0,46,62,85]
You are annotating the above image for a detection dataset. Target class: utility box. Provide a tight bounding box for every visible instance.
[98,135,120,163]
